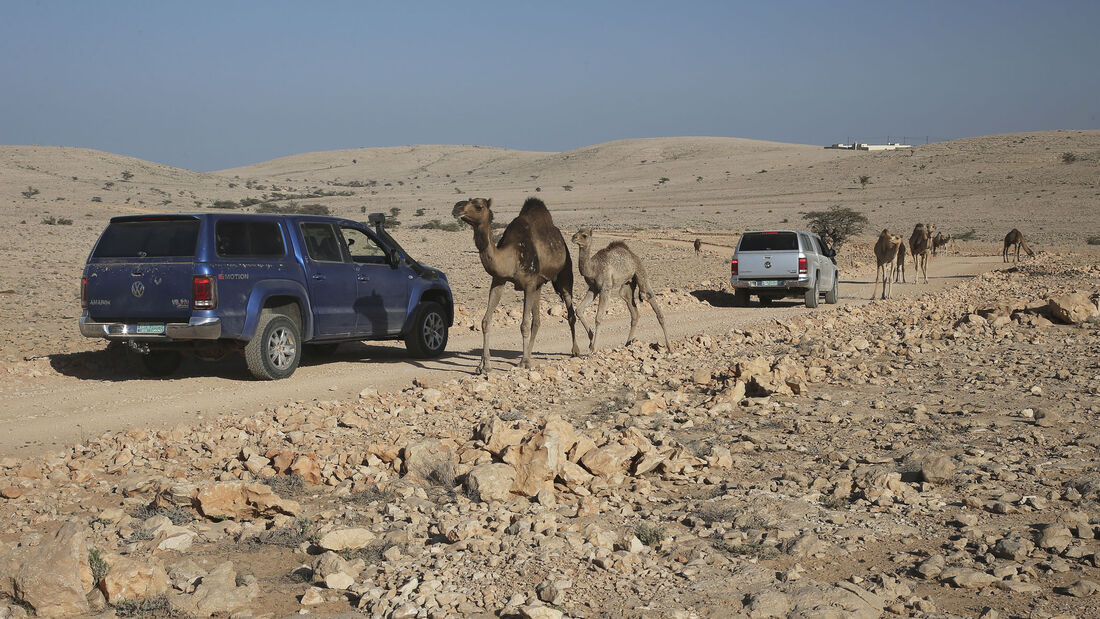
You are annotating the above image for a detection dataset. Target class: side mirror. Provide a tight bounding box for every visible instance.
[825,248,837,258]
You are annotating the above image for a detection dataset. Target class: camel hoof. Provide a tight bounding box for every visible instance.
[476,363,490,375]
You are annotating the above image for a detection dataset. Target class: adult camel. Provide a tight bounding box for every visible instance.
[453,197,580,373]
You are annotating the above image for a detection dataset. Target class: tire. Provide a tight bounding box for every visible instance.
[141,350,182,377]
[824,276,839,304]
[245,312,301,380]
[733,288,750,307]
[405,301,448,358]
[804,277,819,308]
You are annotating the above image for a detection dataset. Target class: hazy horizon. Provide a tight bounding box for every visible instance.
[3,0,1098,172]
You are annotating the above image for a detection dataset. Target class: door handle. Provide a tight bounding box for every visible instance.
[357,275,369,282]
[312,274,325,281]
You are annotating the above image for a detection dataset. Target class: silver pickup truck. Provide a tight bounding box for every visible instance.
[729,230,839,308]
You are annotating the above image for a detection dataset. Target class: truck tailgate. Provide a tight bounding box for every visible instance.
[84,260,196,322]
[736,252,799,279]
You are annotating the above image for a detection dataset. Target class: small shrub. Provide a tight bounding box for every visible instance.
[22,186,40,198]
[91,196,102,203]
[954,228,978,241]
[635,523,666,547]
[1061,152,1078,164]
[211,200,239,209]
[415,208,426,216]
[267,474,306,499]
[859,175,871,187]
[415,219,461,232]
[57,217,73,225]
[89,548,109,584]
[41,216,58,225]
[121,171,134,181]
[112,594,179,617]
[1086,236,1100,245]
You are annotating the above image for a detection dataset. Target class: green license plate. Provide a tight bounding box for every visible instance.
[756,280,779,287]
[136,323,165,335]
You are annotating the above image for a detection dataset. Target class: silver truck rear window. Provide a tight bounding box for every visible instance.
[92,220,199,258]
[738,232,798,252]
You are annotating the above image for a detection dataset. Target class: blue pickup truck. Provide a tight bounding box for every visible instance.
[80,212,453,379]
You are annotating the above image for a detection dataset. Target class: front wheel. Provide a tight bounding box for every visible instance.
[824,276,839,304]
[405,301,448,358]
[245,312,301,380]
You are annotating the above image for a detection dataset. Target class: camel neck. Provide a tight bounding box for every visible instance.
[576,243,594,279]
[472,222,506,277]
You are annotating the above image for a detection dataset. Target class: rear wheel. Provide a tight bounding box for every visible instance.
[405,301,448,358]
[732,288,750,307]
[824,276,839,304]
[141,350,182,377]
[245,312,301,380]
[758,296,773,306]
[804,278,819,308]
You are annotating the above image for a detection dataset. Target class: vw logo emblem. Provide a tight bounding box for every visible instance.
[131,281,145,298]
[764,260,772,269]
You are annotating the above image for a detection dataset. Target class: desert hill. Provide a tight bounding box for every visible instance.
[2,131,1097,247]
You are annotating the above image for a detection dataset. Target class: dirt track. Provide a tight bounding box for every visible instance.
[0,254,1004,457]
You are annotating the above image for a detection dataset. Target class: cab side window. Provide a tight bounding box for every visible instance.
[300,223,345,263]
[340,227,389,264]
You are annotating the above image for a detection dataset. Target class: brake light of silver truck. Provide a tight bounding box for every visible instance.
[193,275,217,310]
[798,257,808,275]
[80,277,87,309]
[730,258,738,277]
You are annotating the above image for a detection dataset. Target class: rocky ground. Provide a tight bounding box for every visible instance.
[1,253,1098,618]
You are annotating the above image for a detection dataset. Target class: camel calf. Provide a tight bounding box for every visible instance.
[872,229,903,300]
[572,228,669,352]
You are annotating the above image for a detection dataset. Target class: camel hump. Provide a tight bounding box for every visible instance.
[607,241,631,251]
[519,197,553,222]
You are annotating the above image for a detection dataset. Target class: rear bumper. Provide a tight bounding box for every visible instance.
[79,312,222,340]
[730,276,811,290]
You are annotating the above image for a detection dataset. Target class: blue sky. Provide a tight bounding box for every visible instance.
[3,0,1097,171]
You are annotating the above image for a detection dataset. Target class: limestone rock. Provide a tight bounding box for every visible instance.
[181,561,257,616]
[318,528,376,552]
[920,455,956,485]
[1,520,92,617]
[1048,292,1099,325]
[464,463,516,503]
[98,555,169,604]
[193,482,300,520]
[580,443,639,477]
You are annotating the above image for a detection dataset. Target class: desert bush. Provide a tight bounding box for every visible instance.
[91,196,103,203]
[121,171,134,181]
[635,523,666,547]
[131,503,194,526]
[1086,236,1100,245]
[211,200,239,209]
[267,474,306,499]
[859,175,871,188]
[21,186,39,199]
[954,228,978,241]
[112,594,180,617]
[1061,152,1078,164]
[88,548,109,585]
[801,205,868,248]
[415,208,426,216]
[239,197,262,207]
[416,219,461,232]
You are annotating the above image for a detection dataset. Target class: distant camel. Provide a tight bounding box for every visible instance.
[932,232,950,257]
[872,229,903,300]
[571,228,669,351]
[1003,229,1034,262]
[452,197,580,373]
[909,223,933,283]
[693,238,702,254]
[893,241,908,284]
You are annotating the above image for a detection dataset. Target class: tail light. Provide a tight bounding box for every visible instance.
[80,277,87,309]
[193,275,217,310]
[798,257,808,275]
[730,259,739,277]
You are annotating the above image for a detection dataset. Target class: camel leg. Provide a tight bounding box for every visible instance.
[620,285,640,345]
[478,280,507,375]
[552,276,581,358]
[922,254,929,283]
[518,286,538,369]
[591,289,611,353]
[872,266,881,301]
[575,288,596,348]
[642,288,670,348]
[527,287,543,368]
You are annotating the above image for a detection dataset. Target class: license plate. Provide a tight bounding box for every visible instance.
[136,323,165,335]
[755,280,779,287]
